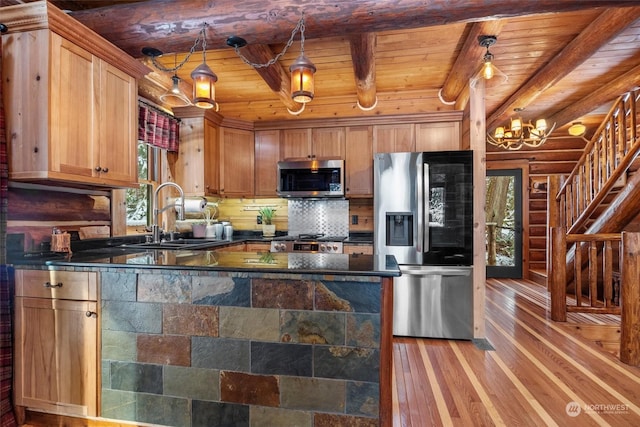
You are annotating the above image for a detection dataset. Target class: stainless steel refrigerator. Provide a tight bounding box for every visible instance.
[374,151,474,339]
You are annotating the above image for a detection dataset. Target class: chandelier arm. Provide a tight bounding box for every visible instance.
[150,24,208,73]
[233,15,305,69]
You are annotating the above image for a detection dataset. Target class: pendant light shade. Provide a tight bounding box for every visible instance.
[290,53,316,103]
[159,75,191,107]
[191,62,218,109]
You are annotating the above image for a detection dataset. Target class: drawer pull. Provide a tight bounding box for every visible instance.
[43,282,63,288]
[86,311,97,318]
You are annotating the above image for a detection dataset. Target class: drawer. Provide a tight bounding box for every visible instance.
[15,270,97,301]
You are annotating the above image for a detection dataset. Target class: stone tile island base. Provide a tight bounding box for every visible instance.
[100,269,390,427]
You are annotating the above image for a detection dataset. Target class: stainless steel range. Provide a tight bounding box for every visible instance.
[270,233,346,253]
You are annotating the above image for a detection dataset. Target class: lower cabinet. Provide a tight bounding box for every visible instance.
[344,243,374,255]
[14,270,98,417]
[245,242,272,252]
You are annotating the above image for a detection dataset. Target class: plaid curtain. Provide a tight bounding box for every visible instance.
[0,40,18,426]
[138,102,180,152]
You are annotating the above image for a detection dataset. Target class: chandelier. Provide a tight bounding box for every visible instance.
[226,14,316,114]
[487,117,557,150]
[142,23,218,110]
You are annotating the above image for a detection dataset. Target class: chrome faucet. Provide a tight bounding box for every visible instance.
[152,182,185,243]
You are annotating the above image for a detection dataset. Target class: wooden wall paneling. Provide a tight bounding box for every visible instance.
[216,198,289,232]
[348,199,374,232]
[110,189,126,236]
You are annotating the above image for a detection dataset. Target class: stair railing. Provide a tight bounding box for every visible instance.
[556,90,640,234]
[550,228,640,366]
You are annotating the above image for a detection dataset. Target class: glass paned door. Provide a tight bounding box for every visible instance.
[486,169,523,278]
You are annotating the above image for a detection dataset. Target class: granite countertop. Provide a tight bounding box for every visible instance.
[10,246,398,277]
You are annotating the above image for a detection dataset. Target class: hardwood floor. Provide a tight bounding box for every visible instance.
[392,278,640,426]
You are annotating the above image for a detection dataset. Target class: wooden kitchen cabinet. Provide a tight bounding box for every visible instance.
[281,127,345,160]
[345,126,373,197]
[344,243,374,255]
[219,127,255,197]
[254,130,281,196]
[245,242,272,252]
[2,5,148,188]
[373,124,415,153]
[174,114,220,196]
[415,122,461,151]
[14,270,98,417]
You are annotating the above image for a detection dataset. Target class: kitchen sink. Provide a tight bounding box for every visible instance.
[120,239,226,250]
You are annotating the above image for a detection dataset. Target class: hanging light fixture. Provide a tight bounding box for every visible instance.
[142,23,218,110]
[488,114,557,150]
[226,13,316,110]
[159,54,191,107]
[478,35,497,80]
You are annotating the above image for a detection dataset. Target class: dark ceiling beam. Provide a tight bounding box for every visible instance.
[486,6,640,130]
[547,63,640,130]
[349,33,377,110]
[439,20,505,105]
[69,0,640,57]
[235,44,300,111]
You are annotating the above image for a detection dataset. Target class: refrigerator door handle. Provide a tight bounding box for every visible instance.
[423,163,429,253]
[415,155,424,252]
[399,266,472,277]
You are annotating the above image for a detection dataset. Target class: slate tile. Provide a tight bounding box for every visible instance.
[280,376,345,412]
[102,330,137,361]
[314,413,379,427]
[281,311,346,345]
[315,281,381,313]
[110,361,162,394]
[314,346,380,383]
[192,336,250,372]
[163,303,218,336]
[220,371,279,407]
[219,306,280,341]
[252,278,313,309]
[102,300,162,333]
[138,273,191,303]
[347,381,379,417]
[192,400,249,427]
[251,342,312,376]
[101,272,137,301]
[164,365,219,401]
[346,313,380,348]
[137,334,191,366]
[100,389,136,422]
[250,406,312,427]
[136,393,190,426]
[193,276,250,307]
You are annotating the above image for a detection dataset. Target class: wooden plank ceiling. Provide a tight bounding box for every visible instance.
[4,0,640,143]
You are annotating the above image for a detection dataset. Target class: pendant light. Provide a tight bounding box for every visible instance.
[289,15,316,103]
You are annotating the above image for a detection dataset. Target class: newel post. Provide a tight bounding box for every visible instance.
[550,226,567,321]
[547,176,562,289]
[620,232,640,366]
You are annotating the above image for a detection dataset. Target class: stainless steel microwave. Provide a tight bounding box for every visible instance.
[277,159,345,198]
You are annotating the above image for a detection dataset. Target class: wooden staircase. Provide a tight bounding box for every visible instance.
[548,90,640,366]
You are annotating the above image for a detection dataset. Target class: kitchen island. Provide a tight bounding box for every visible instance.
[12,249,398,427]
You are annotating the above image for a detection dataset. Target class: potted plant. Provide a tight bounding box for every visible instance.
[258,207,276,237]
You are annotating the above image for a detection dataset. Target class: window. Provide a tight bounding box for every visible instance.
[126,141,160,230]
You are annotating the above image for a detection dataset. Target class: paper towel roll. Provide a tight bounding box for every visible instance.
[174,197,207,214]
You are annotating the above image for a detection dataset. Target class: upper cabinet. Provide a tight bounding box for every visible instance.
[1,2,149,188]
[219,127,255,197]
[345,126,373,197]
[173,112,220,196]
[281,127,345,160]
[373,124,415,153]
[255,130,281,197]
[415,122,461,151]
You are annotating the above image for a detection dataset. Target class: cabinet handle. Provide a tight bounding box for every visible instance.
[85,311,97,318]
[95,166,102,172]
[43,282,63,288]
[102,167,109,173]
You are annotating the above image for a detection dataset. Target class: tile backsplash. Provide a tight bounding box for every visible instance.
[287,199,349,237]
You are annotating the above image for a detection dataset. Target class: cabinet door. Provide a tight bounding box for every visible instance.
[345,126,373,197]
[255,130,280,196]
[219,127,255,197]
[14,297,98,417]
[312,127,345,159]
[50,34,98,179]
[246,242,272,252]
[373,124,415,153]
[97,61,138,184]
[415,122,461,151]
[204,119,220,195]
[281,129,312,159]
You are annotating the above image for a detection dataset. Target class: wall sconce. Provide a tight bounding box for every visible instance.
[226,14,316,111]
[488,117,557,150]
[143,23,218,110]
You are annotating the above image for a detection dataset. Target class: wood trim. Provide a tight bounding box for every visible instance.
[254,111,463,131]
[379,276,393,427]
[1,1,150,79]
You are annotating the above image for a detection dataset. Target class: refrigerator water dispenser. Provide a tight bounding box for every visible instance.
[385,212,413,246]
